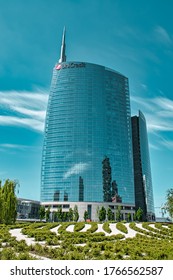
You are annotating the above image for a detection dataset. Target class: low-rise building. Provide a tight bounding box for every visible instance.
[17,198,40,220]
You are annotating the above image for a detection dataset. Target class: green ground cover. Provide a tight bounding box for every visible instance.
[0,222,173,260]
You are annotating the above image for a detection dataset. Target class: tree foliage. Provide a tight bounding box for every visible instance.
[45,206,51,222]
[39,206,45,221]
[116,205,122,222]
[68,208,74,221]
[0,179,17,224]
[135,207,143,222]
[166,188,173,219]
[73,205,79,222]
[99,206,106,221]
[107,207,114,221]
[83,210,89,221]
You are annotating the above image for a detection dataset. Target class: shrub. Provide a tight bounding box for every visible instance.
[116,222,128,234]
[86,222,98,233]
[74,222,85,232]
[0,248,16,260]
[103,222,111,233]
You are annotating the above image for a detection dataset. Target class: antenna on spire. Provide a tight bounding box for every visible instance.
[59,26,66,63]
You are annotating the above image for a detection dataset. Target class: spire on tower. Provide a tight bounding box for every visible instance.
[59,26,66,63]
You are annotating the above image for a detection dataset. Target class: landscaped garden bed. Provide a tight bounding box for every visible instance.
[0,222,173,260]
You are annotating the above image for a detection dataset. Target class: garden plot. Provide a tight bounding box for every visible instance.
[8,222,173,248]
[2,222,173,260]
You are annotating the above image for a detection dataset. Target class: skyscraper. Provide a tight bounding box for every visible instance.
[131,111,155,221]
[40,28,135,220]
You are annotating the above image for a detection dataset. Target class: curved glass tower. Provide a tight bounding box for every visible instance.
[41,29,134,205]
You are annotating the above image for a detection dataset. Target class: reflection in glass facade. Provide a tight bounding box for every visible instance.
[41,60,135,204]
[131,111,155,220]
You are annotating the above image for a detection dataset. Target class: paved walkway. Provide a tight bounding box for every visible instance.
[66,224,75,232]
[50,225,61,234]
[94,223,139,237]
[9,223,154,245]
[80,224,91,232]
[9,228,46,246]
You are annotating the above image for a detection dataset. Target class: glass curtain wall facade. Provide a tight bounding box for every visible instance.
[131,111,155,220]
[41,61,134,204]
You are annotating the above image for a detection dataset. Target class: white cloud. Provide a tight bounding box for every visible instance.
[131,95,173,150]
[63,162,90,179]
[154,25,172,45]
[0,143,28,149]
[0,89,48,132]
[131,95,173,131]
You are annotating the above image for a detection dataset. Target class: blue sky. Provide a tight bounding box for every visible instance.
[0,0,173,217]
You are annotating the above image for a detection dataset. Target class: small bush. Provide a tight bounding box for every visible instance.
[87,222,98,233]
[74,222,85,232]
[103,222,111,233]
[116,222,128,234]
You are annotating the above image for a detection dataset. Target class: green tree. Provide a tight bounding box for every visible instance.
[57,207,63,221]
[73,205,79,222]
[0,184,3,223]
[84,210,89,221]
[63,211,69,222]
[53,211,58,222]
[166,188,173,219]
[99,206,106,222]
[0,179,17,224]
[133,212,137,221]
[127,213,131,222]
[136,207,143,222]
[116,205,122,222]
[102,156,112,202]
[39,205,45,221]
[68,208,73,221]
[107,207,114,221]
[45,206,51,222]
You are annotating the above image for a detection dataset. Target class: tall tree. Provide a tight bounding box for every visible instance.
[73,205,79,222]
[68,208,74,221]
[102,156,112,202]
[99,206,106,222]
[0,179,17,224]
[39,205,45,221]
[107,207,114,221]
[166,188,173,219]
[57,207,63,221]
[45,206,51,222]
[0,184,3,223]
[84,210,89,221]
[116,205,122,222]
[136,207,143,222]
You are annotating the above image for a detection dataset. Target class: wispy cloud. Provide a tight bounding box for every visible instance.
[131,96,173,132]
[0,143,29,149]
[154,25,172,46]
[63,162,90,179]
[0,89,48,132]
[0,143,42,154]
[131,95,173,150]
